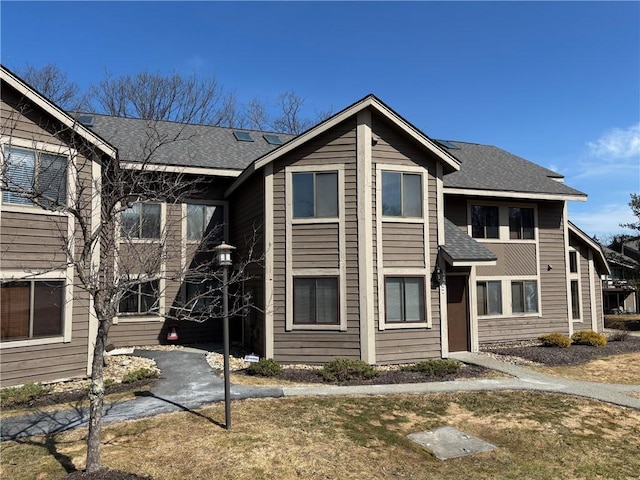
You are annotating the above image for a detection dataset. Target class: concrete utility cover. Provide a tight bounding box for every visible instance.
[407,426,496,460]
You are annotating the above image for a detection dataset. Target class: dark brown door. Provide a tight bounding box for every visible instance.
[447,275,470,352]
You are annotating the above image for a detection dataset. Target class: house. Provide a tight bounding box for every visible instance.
[602,237,639,313]
[0,65,609,386]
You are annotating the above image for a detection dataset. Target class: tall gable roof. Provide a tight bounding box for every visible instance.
[568,221,610,274]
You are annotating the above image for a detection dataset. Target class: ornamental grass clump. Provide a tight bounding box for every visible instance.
[122,367,159,384]
[538,333,572,348]
[321,358,378,382]
[0,382,51,408]
[571,330,607,347]
[400,359,462,376]
[246,358,283,377]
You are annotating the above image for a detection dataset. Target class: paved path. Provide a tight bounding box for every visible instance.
[2,349,639,441]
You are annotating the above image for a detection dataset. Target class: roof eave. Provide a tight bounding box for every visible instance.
[444,187,587,202]
[568,221,611,275]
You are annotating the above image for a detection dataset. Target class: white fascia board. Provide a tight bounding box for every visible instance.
[1,67,117,159]
[568,221,611,275]
[444,187,587,202]
[440,250,497,267]
[121,161,241,178]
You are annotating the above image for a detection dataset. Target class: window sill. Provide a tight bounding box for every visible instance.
[292,217,340,225]
[0,204,68,216]
[288,323,345,331]
[120,238,162,243]
[471,238,536,244]
[115,315,164,323]
[381,217,424,224]
[0,335,66,349]
[379,321,430,330]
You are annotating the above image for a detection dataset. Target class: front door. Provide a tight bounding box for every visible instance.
[447,275,470,352]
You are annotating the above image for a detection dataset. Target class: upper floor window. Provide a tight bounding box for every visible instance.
[187,204,224,241]
[381,171,422,217]
[293,277,339,325]
[0,280,64,340]
[511,280,538,313]
[471,205,499,239]
[477,280,502,315]
[2,146,67,207]
[292,172,338,218]
[121,202,161,239]
[385,277,425,322]
[119,280,160,315]
[509,207,534,239]
[569,250,578,273]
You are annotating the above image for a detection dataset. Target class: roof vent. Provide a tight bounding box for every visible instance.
[77,115,94,128]
[435,139,460,150]
[263,134,283,145]
[233,131,254,142]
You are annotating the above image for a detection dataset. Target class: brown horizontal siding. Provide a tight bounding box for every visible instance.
[381,224,425,267]
[375,327,442,364]
[292,223,339,269]
[477,243,537,277]
[1,92,68,146]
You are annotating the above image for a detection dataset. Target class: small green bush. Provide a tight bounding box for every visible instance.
[538,333,572,348]
[246,358,282,377]
[571,330,607,347]
[321,358,378,382]
[0,382,51,408]
[400,359,462,376]
[122,367,159,384]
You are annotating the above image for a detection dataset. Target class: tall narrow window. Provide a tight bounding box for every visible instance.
[511,281,538,313]
[509,207,535,239]
[121,202,161,239]
[293,277,338,324]
[385,277,425,322]
[569,251,578,273]
[477,281,502,315]
[381,171,422,217]
[187,204,224,241]
[0,280,64,340]
[570,280,581,320]
[471,205,499,239]
[292,172,338,218]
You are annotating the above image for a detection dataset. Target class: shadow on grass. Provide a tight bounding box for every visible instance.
[134,391,225,428]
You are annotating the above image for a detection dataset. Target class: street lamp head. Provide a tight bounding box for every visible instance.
[215,242,236,266]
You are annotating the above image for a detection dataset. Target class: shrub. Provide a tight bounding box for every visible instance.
[321,358,378,382]
[608,330,630,342]
[538,333,571,348]
[246,358,282,377]
[571,330,607,347]
[401,359,462,376]
[122,367,159,384]
[0,382,51,408]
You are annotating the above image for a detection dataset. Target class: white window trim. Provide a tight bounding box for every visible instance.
[285,164,346,332]
[475,278,505,319]
[507,277,541,317]
[117,199,166,242]
[474,275,543,319]
[375,164,431,330]
[114,274,165,323]
[568,247,583,322]
[467,201,538,244]
[183,200,228,244]
[0,269,73,349]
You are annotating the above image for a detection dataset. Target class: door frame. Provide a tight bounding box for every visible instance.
[446,273,470,352]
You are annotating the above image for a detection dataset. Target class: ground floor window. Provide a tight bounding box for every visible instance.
[477,280,502,316]
[0,280,64,340]
[293,277,338,325]
[570,280,581,320]
[511,280,538,313]
[119,280,160,315]
[385,277,425,322]
[184,279,219,314]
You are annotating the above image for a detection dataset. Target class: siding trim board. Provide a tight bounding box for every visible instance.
[264,164,274,357]
[87,157,101,374]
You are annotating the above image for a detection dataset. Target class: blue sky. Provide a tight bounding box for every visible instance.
[2,1,638,239]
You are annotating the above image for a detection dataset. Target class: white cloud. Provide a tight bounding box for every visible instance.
[569,202,637,239]
[587,123,640,159]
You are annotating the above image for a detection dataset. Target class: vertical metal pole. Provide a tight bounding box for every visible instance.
[223,265,231,430]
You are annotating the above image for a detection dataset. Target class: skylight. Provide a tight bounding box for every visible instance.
[435,139,460,150]
[263,134,283,145]
[233,131,254,142]
[77,115,94,127]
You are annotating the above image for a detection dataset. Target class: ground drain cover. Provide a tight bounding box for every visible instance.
[407,426,496,460]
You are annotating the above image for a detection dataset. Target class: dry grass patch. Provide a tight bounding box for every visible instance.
[3,392,640,480]
[531,352,640,384]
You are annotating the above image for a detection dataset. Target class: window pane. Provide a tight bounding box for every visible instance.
[119,286,139,313]
[569,251,578,273]
[121,203,140,238]
[403,277,424,321]
[294,278,315,324]
[140,281,159,313]
[382,172,401,216]
[403,174,422,217]
[33,281,63,337]
[316,278,338,324]
[315,173,338,218]
[524,281,538,313]
[471,206,485,238]
[476,282,487,316]
[511,282,524,313]
[385,278,403,321]
[187,204,204,240]
[38,153,67,207]
[509,208,522,239]
[571,280,580,319]
[487,281,502,314]
[205,205,224,241]
[293,173,314,218]
[521,208,534,239]
[0,282,30,340]
[3,147,35,205]
[141,204,161,238]
[485,207,499,238]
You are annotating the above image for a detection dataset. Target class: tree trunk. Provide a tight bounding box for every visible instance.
[85,323,107,473]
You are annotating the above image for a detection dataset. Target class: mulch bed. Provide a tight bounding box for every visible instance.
[483,336,640,366]
[60,469,152,480]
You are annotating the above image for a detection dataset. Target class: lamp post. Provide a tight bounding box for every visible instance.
[215,242,235,430]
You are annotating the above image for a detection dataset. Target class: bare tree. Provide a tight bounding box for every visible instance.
[16,63,87,111]
[1,103,258,472]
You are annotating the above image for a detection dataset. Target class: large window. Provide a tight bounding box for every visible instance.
[509,207,534,239]
[119,280,160,315]
[511,280,538,313]
[121,202,161,239]
[477,280,502,315]
[471,205,499,239]
[381,171,422,217]
[0,281,64,340]
[292,172,338,218]
[2,146,67,207]
[187,204,224,241]
[293,277,338,325]
[385,277,425,322]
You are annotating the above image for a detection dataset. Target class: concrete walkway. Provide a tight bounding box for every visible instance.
[1,348,639,441]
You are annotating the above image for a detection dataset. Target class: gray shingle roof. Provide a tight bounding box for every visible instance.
[86,114,295,170]
[441,141,585,198]
[442,219,497,263]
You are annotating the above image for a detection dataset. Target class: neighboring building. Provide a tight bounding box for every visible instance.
[0,65,610,386]
[602,237,639,314]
